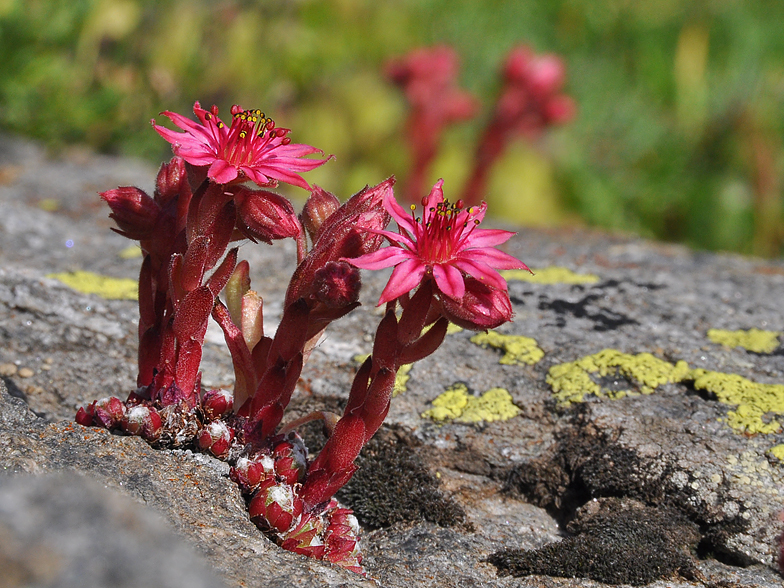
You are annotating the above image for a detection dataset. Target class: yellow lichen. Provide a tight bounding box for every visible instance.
[422,383,521,423]
[48,270,138,300]
[392,363,413,397]
[470,331,544,365]
[422,382,470,421]
[501,266,599,284]
[768,444,784,461]
[37,198,60,212]
[707,328,781,354]
[118,245,143,259]
[547,348,784,435]
[688,369,784,435]
[421,321,463,336]
[547,349,690,405]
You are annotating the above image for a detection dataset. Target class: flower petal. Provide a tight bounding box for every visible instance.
[208,159,238,184]
[423,179,445,209]
[346,246,412,271]
[452,258,508,291]
[377,258,426,305]
[251,165,311,190]
[460,228,516,249]
[460,246,529,270]
[432,263,465,300]
[383,189,416,235]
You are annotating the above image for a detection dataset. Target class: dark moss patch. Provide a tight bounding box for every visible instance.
[487,498,701,586]
[502,406,750,565]
[337,427,466,529]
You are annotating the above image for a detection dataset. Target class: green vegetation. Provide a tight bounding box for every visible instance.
[2,0,783,256]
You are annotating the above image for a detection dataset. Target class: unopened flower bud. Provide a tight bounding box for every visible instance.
[313,261,361,308]
[234,187,302,244]
[230,454,276,494]
[503,45,533,82]
[101,187,161,240]
[528,55,566,97]
[92,396,126,429]
[544,95,577,124]
[249,483,303,534]
[202,389,234,420]
[285,179,393,306]
[437,277,514,331]
[122,405,163,442]
[155,156,189,206]
[197,420,234,458]
[301,186,340,242]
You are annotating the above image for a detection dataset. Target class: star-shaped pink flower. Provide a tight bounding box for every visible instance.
[152,102,331,189]
[348,179,530,305]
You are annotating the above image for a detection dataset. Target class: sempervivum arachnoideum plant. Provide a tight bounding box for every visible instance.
[76,101,529,576]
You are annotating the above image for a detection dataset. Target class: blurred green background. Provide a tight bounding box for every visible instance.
[1,0,783,256]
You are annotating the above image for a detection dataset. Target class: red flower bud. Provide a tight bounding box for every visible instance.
[436,277,514,331]
[285,179,392,306]
[528,54,566,97]
[301,186,340,242]
[202,388,234,420]
[101,187,161,240]
[122,405,163,442]
[155,156,189,207]
[197,420,234,458]
[92,396,126,429]
[544,95,577,124]
[230,454,275,494]
[234,187,302,244]
[249,483,303,534]
[313,261,361,308]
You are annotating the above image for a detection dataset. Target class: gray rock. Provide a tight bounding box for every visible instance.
[0,472,225,588]
[1,133,783,587]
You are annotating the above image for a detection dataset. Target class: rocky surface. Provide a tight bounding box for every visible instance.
[1,134,783,587]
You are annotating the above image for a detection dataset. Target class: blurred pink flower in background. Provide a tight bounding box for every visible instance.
[461,45,576,205]
[386,46,479,203]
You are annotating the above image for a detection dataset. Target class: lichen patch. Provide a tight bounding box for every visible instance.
[768,444,784,461]
[501,266,599,284]
[707,328,781,354]
[547,349,784,435]
[118,245,143,259]
[469,331,544,365]
[48,270,138,300]
[392,363,412,397]
[689,369,784,435]
[547,349,690,405]
[422,383,521,423]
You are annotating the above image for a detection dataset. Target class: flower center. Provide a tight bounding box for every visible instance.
[219,106,291,166]
[409,197,480,264]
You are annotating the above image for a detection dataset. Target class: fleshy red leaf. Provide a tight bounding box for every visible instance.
[172,286,214,341]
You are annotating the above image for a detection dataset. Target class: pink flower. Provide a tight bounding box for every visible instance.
[152,102,330,189]
[348,180,530,305]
